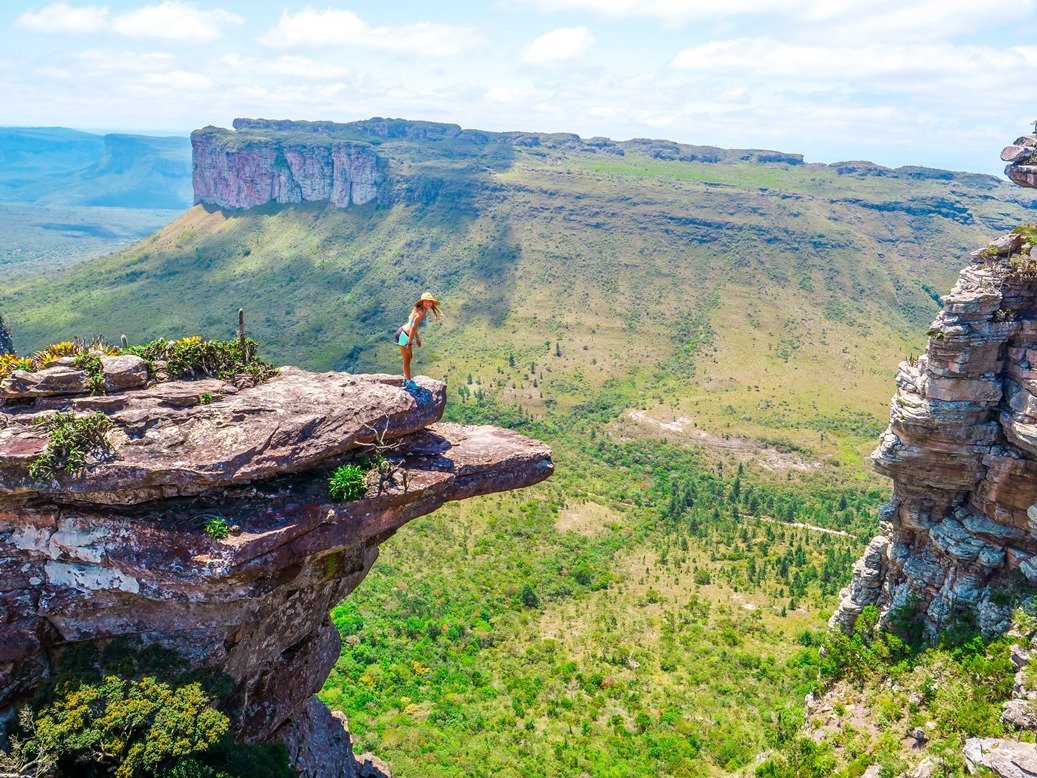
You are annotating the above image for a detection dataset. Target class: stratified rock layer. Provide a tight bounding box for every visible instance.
[832,246,1037,636]
[192,127,387,210]
[1004,134,1037,188]
[832,135,1037,638]
[0,367,552,776]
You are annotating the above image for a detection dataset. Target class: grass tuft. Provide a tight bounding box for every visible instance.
[328,463,368,502]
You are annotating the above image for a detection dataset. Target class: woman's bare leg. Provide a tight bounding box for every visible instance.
[400,346,412,380]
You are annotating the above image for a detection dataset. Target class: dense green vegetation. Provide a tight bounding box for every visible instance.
[0,640,291,778]
[319,393,884,776]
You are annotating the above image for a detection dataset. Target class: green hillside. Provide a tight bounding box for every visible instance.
[3,134,1034,475]
[3,123,1033,775]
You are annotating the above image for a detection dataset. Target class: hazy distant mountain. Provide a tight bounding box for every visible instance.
[0,127,191,209]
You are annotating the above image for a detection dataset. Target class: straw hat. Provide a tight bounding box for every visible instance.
[416,291,443,317]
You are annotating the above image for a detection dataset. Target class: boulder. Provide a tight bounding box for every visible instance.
[964,738,1037,777]
[0,368,448,505]
[100,354,148,392]
[0,366,89,399]
[1003,699,1037,730]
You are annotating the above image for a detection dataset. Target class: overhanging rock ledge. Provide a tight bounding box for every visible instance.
[0,366,553,777]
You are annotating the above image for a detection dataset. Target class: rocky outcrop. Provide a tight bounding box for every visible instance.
[0,366,552,775]
[192,126,388,210]
[831,133,1037,638]
[964,738,1037,777]
[1004,134,1037,188]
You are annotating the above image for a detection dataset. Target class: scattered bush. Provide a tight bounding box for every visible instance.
[27,412,113,481]
[125,337,275,382]
[519,583,541,608]
[329,464,367,502]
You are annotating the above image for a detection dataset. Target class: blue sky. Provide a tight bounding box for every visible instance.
[2,0,1036,174]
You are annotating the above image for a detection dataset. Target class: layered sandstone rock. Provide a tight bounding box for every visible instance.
[0,366,552,776]
[1003,134,1037,188]
[831,137,1037,638]
[192,126,387,210]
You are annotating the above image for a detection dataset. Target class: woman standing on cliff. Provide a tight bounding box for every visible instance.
[396,292,442,390]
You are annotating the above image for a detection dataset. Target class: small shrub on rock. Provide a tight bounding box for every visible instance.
[329,464,367,502]
[27,412,113,481]
[202,517,230,541]
[125,337,276,382]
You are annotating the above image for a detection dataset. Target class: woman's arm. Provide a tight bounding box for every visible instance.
[412,310,425,347]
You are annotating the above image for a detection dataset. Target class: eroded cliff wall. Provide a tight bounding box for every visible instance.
[192,126,387,210]
[833,134,1037,638]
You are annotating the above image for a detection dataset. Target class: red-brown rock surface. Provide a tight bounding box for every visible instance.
[191,126,387,210]
[0,367,552,776]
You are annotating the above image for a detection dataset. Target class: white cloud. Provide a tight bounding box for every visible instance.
[259,9,480,56]
[525,0,1035,40]
[670,39,1037,86]
[136,69,213,89]
[17,2,241,42]
[110,2,241,43]
[221,53,351,80]
[523,0,799,22]
[17,2,109,34]
[521,27,595,64]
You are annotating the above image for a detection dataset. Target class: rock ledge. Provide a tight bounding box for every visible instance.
[0,366,552,776]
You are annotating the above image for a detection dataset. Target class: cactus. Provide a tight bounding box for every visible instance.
[0,313,15,357]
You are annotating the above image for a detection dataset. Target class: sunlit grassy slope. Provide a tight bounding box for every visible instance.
[4,142,1034,478]
[5,128,1033,775]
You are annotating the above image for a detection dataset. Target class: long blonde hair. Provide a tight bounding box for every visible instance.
[413,299,443,320]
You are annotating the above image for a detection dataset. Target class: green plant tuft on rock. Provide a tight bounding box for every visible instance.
[202,516,230,541]
[328,463,367,502]
[72,352,106,395]
[27,412,113,481]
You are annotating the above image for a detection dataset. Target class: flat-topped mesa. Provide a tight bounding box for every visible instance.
[831,227,1037,638]
[0,365,552,775]
[192,117,809,211]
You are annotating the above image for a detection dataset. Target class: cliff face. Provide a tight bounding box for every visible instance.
[191,117,814,211]
[0,365,552,775]
[192,127,387,210]
[832,137,1037,638]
